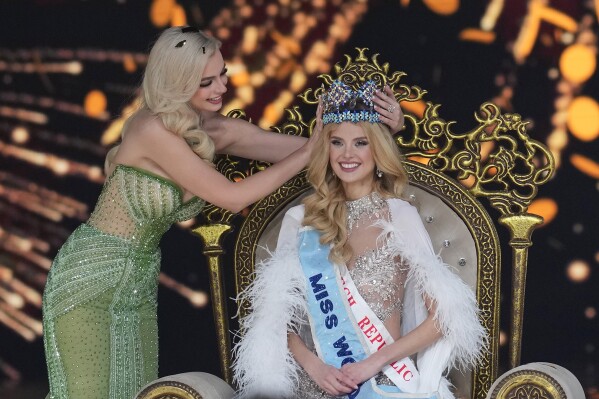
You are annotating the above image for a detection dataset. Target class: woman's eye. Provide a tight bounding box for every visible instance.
[200,80,212,88]
[331,139,342,146]
[220,68,228,76]
[356,140,369,146]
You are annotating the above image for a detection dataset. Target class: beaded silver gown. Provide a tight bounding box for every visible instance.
[42,164,205,399]
[295,192,409,398]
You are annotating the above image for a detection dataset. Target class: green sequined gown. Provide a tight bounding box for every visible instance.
[42,164,205,399]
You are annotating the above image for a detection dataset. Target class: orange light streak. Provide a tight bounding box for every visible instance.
[0,301,43,336]
[570,154,599,179]
[0,231,52,270]
[0,140,105,183]
[0,309,36,342]
[459,28,496,44]
[0,285,24,309]
[0,171,89,218]
[158,273,209,308]
[1,91,110,121]
[0,60,83,75]
[4,275,43,307]
[513,0,578,63]
[0,48,147,65]
[0,106,47,124]
[480,0,504,31]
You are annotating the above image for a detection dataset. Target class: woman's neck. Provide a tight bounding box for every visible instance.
[342,182,375,201]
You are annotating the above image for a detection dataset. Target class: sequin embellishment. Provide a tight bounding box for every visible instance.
[43,164,205,399]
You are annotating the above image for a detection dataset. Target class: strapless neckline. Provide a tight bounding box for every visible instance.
[112,164,199,206]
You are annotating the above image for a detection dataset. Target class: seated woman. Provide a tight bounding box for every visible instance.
[233,79,487,399]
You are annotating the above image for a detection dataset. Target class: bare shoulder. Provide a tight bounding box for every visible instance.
[115,110,188,168]
[125,110,171,142]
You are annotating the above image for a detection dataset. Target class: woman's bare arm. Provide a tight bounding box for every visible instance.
[213,116,307,163]
[118,117,317,213]
[288,333,358,396]
[340,296,442,384]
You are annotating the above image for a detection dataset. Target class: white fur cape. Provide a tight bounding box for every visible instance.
[232,199,487,399]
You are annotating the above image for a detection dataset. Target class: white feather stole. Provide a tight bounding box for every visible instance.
[376,199,488,397]
[232,206,308,398]
[232,201,487,399]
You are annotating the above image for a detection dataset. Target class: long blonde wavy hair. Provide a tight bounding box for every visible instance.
[105,27,221,171]
[303,122,409,264]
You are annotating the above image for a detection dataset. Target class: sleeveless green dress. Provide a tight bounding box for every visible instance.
[42,164,205,399]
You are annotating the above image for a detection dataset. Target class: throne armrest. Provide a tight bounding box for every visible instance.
[486,362,584,399]
[135,372,235,399]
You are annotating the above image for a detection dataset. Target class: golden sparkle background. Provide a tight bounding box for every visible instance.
[0,0,598,397]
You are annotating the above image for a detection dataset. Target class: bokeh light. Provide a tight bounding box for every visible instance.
[566,260,591,283]
[11,126,29,144]
[84,90,108,118]
[1,0,598,390]
[171,4,187,26]
[566,96,599,142]
[559,44,596,84]
[422,0,459,15]
[150,0,176,28]
[528,198,558,226]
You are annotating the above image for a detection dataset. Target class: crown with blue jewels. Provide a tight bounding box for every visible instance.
[321,79,380,125]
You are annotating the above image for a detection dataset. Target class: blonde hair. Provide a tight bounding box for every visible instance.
[303,122,408,264]
[105,27,221,172]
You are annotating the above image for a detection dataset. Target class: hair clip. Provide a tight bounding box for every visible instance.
[176,26,201,49]
[181,26,200,33]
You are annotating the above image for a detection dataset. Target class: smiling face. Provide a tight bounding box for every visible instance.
[329,122,376,200]
[189,49,228,112]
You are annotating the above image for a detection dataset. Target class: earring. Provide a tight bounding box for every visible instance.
[376,168,383,178]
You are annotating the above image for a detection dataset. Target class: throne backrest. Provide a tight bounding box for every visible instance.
[197,48,555,399]
[239,165,498,399]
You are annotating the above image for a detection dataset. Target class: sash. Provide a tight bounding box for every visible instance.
[298,229,438,399]
[341,272,419,390]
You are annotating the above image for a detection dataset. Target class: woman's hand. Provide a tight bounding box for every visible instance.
[373,85,405,133]
[305,358,359,396]
[306,97,324,152]
[340,356,382,386]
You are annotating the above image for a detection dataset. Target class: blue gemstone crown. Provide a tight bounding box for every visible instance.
[321,79,380,125]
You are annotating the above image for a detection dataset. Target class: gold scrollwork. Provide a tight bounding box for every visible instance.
[490,370,566,399]
[295,48,555,217]
[195,47,556,395]
[299,48,427,107]
[136,381,204,399]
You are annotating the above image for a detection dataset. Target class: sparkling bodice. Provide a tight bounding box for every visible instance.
[295,193,408,397]
[345,192,407,323]
[87,164,205,251]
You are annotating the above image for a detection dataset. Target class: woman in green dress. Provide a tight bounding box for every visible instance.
[42,26,404,399]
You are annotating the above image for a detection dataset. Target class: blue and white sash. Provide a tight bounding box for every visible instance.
[298,228,438,399]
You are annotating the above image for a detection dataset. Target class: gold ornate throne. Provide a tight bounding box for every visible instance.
[136,49,584,399]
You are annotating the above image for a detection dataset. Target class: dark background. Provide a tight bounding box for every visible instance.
[0,0,597,397]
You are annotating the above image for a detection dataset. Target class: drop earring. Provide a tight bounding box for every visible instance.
[376,168,383,178]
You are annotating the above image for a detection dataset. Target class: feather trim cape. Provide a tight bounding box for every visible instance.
[233,200,487,399]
